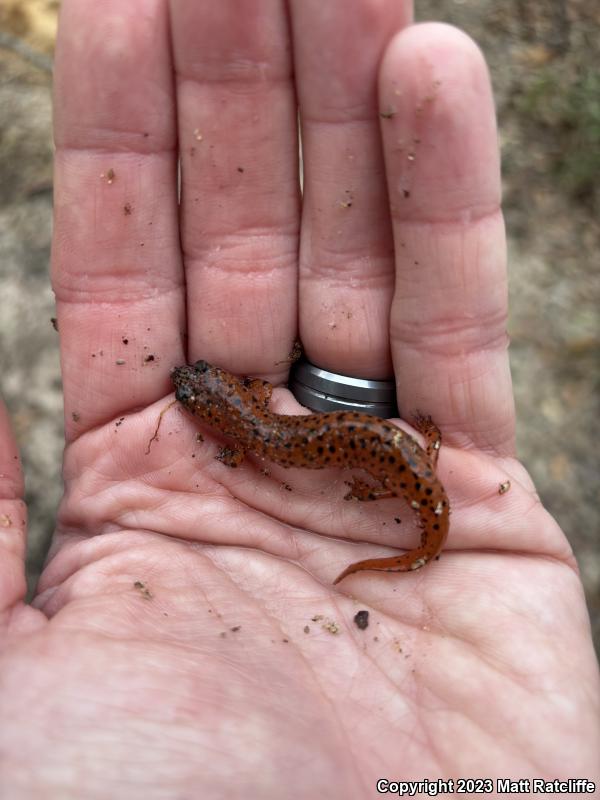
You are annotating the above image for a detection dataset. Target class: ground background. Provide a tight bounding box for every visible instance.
[1,0,598,654]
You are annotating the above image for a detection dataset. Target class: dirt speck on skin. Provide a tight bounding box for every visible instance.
[1,1,599,653]
[133,580,153,600]
[354,610,370,630]
[322,619,341,635]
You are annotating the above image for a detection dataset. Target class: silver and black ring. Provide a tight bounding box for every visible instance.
[288,358,399,418]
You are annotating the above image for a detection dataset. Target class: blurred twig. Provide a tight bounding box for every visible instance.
[0,30,52,74]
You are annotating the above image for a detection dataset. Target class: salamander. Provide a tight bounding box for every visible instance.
[172,360,450,584]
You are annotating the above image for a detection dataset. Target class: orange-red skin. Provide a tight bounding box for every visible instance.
[172,361,450,583]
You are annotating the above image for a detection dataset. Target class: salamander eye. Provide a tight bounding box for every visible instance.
[175,384,196,403]
[193,360,210,373]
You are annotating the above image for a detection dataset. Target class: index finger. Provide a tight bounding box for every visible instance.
[52,0,184,439]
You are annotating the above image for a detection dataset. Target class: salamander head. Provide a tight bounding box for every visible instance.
[171,361,244,423]
[192,359,211,374]
[171,365,195,403]
[171,362,216,404]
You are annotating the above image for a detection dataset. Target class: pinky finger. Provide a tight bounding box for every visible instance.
[381,24,514,456]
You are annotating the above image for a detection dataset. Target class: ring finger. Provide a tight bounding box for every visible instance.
[290,0,413,380]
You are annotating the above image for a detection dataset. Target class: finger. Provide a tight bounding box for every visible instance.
[290,0,412,379]
[172,0,300,381]
[0,402,27,615]
[52,0,185,439]
[380,24,514,454]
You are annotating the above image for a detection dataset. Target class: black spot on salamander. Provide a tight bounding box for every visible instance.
[425,487,433,495]
[317,445,324,455]
[415,482,422,491]
[349,440,356,449]
[328,444,336,454]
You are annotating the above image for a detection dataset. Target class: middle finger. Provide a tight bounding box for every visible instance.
[173,0,300,380]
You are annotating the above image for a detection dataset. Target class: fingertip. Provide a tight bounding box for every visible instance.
[378,21,500,220]
[382,21,489,73]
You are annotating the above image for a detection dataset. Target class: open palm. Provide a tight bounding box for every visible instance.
[1,2,598,797]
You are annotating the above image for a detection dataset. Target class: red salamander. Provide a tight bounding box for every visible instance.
[172,360,450,584]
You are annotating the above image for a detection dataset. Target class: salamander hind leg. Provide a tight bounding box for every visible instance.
[216,446,245,468]
[412,412,442,466]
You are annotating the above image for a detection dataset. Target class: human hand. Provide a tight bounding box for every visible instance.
[1,1,598,796]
